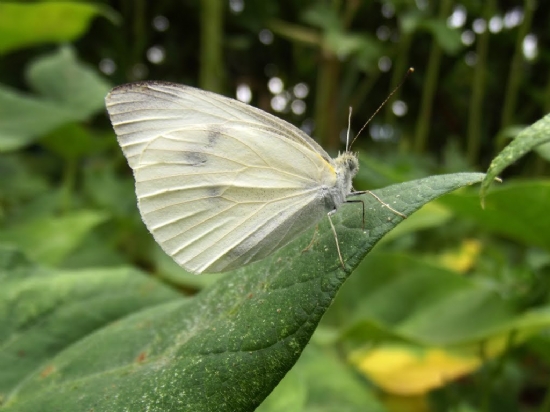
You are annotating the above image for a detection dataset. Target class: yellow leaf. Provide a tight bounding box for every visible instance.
[438,239,482,273]
[349,345,482,395]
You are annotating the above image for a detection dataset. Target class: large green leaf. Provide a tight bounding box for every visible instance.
[0,47,111,152]
[1,173,484,411]
[0,247,181,398]
[0,2,115,55]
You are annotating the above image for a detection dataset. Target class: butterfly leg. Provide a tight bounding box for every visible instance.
[327,211,346,270]
[301,224,319,254]
[349,190,407,219]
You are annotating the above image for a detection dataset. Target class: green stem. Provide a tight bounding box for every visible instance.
[412,0,452,154]
[466,0,495,166]
[132,0,146,77]
[199,0,224,92]
[499,0,535,131]
[315,51,341,150]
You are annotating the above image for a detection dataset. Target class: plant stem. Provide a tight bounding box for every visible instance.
[499,0,535,132]
[199,0,224,92]
[384,29,413,125]
[316,0,360,150]
[315,51,341,149]
[121,0,146,80]
[466,0,495,166]
[412,0,452,154]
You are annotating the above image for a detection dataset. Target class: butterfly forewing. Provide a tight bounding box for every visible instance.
[106,82,333,168]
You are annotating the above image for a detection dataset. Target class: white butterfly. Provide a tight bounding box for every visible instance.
[105,82,403,274]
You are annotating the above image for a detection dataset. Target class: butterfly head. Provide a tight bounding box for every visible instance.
[335,151,359,177]
[333,151,359,203]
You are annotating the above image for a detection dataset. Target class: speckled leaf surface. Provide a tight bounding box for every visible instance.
[1,173,485,412]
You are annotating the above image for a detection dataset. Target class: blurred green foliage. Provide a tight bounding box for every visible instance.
[0,1,549,411]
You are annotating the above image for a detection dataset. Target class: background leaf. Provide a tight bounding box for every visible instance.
[441,180,550,251]
[258,344,386,412]
[0,47,111,152]
[323,251,550,395]
[0,2,116,55]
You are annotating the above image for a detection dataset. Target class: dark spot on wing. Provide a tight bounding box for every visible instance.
[208,186,224,197]
[206,125,223,148]
[184,151,207,166]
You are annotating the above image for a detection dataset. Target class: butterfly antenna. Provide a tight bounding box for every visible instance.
[346,106,352,151]
[349,67,414,149]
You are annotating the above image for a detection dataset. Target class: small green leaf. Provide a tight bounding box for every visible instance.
[0,47,111,152]
[421,19,462,54]
[324,31,381,59]
[400,10,423,34]
[0,2,116,55]
[481,114,550,203]
[2,173,485,411]
[0,86,73,151]
[26,46,110,115]
[400,13,462,54]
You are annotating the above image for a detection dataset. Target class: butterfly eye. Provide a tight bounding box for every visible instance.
[344,155,359,174]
